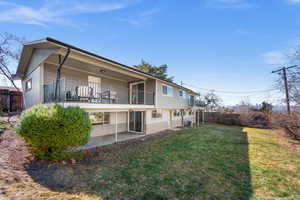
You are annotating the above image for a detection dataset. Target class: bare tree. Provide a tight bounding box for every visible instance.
[0,33,25,91]
[202,92,222,112]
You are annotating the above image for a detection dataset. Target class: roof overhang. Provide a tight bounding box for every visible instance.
[16,37,199,95]
[16,38,60,79]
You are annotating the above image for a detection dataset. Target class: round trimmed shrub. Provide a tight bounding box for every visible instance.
[17,104,91,160]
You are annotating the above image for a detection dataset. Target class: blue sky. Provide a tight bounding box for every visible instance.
[1,0,300,105]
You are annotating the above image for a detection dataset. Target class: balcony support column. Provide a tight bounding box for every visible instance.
[54,48,70,101]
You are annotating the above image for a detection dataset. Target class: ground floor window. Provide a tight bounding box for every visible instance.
[89,112,110,125]
[152,110,162,118]
[173,110,180,117]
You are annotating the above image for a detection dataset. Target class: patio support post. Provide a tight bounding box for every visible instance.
[127,111,130,132]
[202,110,205,124]
[141,111,144,134]
[197,110,200,126]
[115,112,118,143]
[54,48,70,101]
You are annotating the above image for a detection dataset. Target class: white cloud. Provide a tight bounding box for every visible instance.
[207,0,254,8]
[141,8,160,17]
[262,51,287,65]
[116,8,160,26]
[288,0,300,3]
[0,0,138,27]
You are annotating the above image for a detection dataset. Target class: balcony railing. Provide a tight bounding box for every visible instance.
[43,78,155,105]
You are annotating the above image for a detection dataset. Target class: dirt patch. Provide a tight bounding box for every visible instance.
[0,130,33,171]
[274,129,300,154]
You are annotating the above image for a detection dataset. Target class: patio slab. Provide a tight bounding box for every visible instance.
[79,132,145,150]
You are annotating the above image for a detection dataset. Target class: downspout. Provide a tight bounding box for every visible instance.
[54,48,70,101]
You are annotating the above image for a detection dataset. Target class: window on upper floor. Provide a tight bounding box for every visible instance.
[25,79,32,91]
[162,85,173,97]
[179,90,183,97]
[180,91,189,99]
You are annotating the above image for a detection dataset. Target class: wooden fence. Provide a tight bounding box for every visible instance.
[0,89,23,112]
[196,111,242,126]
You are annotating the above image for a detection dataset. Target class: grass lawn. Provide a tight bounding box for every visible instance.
[2,125,300,200]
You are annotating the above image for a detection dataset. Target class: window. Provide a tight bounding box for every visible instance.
[189,110,194,115]
[180,91,189,99]
[173,110,180,117]
[182,110,186,116]
[179,90,183,97]
[89,112,110,125]
[152,110,162,118]
[162,85,173,96]
[25,79,32,91]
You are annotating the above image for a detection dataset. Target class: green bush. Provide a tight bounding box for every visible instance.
[17,104,91,160]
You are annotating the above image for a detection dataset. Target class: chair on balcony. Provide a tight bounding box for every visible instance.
[99,90,118,104]
[66,86,93,102]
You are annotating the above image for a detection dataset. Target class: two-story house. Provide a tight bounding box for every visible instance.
[14,37,201,147]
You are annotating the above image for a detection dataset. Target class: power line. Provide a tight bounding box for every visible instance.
[182,82,276,94]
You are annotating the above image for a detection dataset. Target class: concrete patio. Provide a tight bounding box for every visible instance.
[79,132,146,150]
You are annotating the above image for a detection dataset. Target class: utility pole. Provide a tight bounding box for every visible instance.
[272,65,297,115]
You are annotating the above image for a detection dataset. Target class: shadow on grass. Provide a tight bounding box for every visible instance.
[25,125,253,200]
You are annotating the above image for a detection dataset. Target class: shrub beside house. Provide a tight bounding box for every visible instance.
[17,104,91,160]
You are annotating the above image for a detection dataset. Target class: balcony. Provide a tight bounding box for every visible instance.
[44,78,155,105]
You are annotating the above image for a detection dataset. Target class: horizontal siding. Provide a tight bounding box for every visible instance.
[156,80,191,109]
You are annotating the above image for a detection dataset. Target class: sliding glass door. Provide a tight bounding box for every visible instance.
[130,82,145,104]
[129,111,144,133]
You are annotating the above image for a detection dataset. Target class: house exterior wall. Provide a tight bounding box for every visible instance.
[20,46,199,139]
[44,63,88,84]
[26,48,56,76]
[145,109,170,134]
[22,48,56,108]
[155,80,192,109]
[145,109,196,134]
[171,113,182,128]
[22,65,43,108]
